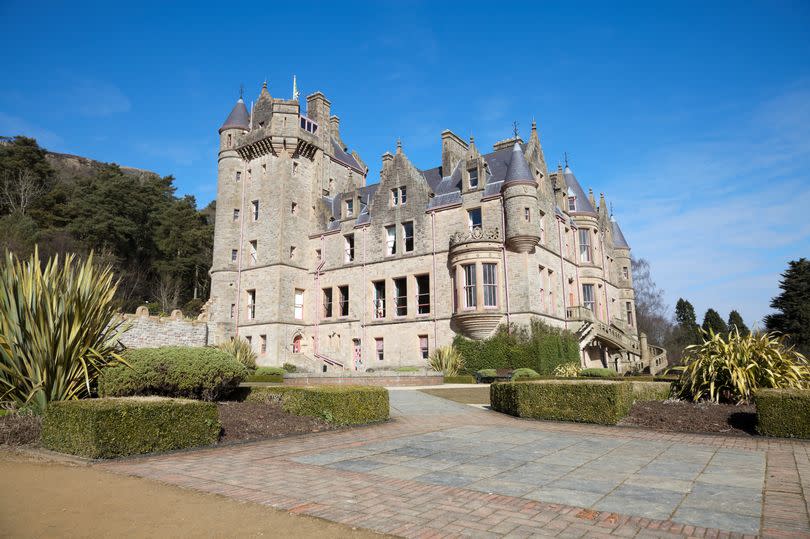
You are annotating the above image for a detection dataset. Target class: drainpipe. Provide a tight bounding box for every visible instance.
[556,218,567,331]
[361,224,367,371]
[600,231,611,323]
[314,235,325,358]
[499,197,511,328]
[430,210,438,348]
[234,160,248,337]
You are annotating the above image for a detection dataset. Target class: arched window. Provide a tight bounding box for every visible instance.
[292,335,302,354]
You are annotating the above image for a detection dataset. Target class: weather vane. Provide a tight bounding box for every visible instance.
[512,121,519,139]
[564,151,570,168]
[239,83,244,100]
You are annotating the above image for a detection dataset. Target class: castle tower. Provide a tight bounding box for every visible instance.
[502,142,540,252]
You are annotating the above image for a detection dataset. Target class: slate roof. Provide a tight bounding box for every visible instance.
[220,98,250,132]
[331,137,363,171]
[562,166,596,214]
[502,142,534,185]
[611,218,630,248]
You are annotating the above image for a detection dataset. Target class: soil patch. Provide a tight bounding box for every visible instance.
[420,386,490,405]
[0,413,41,446]
[217,401,332,444]
[620,400,757,436]
[0,450,386,538]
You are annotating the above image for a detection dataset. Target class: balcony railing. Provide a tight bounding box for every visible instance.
[449,226,501,247]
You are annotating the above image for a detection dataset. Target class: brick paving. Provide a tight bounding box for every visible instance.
[100,390,810,538]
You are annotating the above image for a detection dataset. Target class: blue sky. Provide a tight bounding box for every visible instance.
[1,1,809,327]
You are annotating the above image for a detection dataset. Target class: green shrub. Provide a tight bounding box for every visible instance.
[755,389,810,438]
[0,249,127,413]
[241,386,388,425]
[477,369,498,378]
[553,362,581,377]
[443,375,476,384]
[429,346,465,376]
[631,381,672,402]
[41,397,220,458]
[579,368,619,378]
[395,366,420,372]
[511,368,540,381]
[282,362,298,373]
[674,329,809,404]
[454,319,579,376]
[255,367,285,376]
[215,337,257,372]
[244,374,283,383]
[99,347,247,401]
[490,380,634,425]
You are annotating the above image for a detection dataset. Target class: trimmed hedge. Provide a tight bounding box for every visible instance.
[454,320,579,376]
[99,347,247,401]
[256,367,285,376]
[282,363,298,373]
[243,386,389,425]
[491,380,635,425]
[444,375,476,384]
[579,368,619,378]
[41,397,220,458]
[631,381,673,402]
[755,389,810,438]
[511,368,540,381]
[245,374,284,383]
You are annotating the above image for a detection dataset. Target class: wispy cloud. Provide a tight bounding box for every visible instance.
[68,78,131,117]
[610,83,810,327]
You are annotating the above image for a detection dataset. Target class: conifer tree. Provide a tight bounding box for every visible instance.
[765,258,810,356]
[702,308,728,335]
[727,310,749,336]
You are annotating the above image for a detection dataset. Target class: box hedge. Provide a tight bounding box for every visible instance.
[630,381,673,402]
[511,368,541,381]
[443,375,476,384]
[245,366,285,383]
[99,347,247,401]
[454,320,579,376]
[754,389,810,438]
[579,367,619,378]
[491,380,636,425]
[41,397,220,458]
[243,386,389,425]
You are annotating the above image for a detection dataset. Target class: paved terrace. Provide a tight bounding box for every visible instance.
[101,390,810,538]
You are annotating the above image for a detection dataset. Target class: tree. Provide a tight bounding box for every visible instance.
[0,136,53,216]
[666,298,701,363]
[630,257,672,346]
[727,310,750,336]
[765,258,810,356]
[702,308,728,335]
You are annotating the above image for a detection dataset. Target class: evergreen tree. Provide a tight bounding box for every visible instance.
[675,298,698,328]
[727,310,750,336]
[702,308,728,335]
[765,258,810,356]
[666,298,701,363]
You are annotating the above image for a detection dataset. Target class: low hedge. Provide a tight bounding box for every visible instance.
[511,368,540,381]
[256,367,285,376]
[491,380,635,425]
[631,381,673,402]
[244,374,284,383]
[579,368,619,378]
[100,347,248,401]
[242,386,389,425]
[41,397,220,458]
[755,389,810,438]
[444,375,476,384]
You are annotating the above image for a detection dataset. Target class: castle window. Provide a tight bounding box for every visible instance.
[231,249,238,263]
[260,335,267,354]
[293,335,302,353]
[289,246,296,259]
[416,274,430,314]
[539,265,546,313]
[467,208,482,231]
[262,163,266,174]
[344,234,355,262]
[385,225,396,255]
[227,134,232,147]
[391,188,399,206]
[524,207,531,222]
[322,288,333,318]
[469,168,478,189]
[375,338,384,361]
[291,202,298,215]
[622,266,629,280]
[315,249,321,261]
[294,289,304,320]
[230,303,235,319]
[292,162,299,175]
[394,277,407,316]
[582,284,595,312]
[246,289,256,320]
[626,301,634,326]
[400,186,407,205]
[339,285,349,317]
[235,171,241,182]
[567,196,576,212]
[245,335,252,347]
[483,263,498,307]
[345,198,354,217]
[249,240,257,265]
[578,229,592,263]
[373,280,386,319]
[402,221,414,252]
[419,335,429,360]
[462,264,477,308]
[233,209,240,221]
[548,268,555,313]
[247,169,251,181]
[251,200,259,220]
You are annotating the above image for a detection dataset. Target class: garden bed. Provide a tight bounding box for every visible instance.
[0,413,41,446]
[217,401,332,443]
[619,400,756,436]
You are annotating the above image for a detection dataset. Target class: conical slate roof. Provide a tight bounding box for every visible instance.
[562,165,596,214]
[502,142,534,185]
[219,98,250,133]
[611,218,630,248]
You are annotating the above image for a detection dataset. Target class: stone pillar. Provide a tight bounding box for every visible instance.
[640,332,650,362]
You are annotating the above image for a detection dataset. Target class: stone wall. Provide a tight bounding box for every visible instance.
[117,307,210,349]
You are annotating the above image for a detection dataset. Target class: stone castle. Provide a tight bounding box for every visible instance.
[208,81,666,374]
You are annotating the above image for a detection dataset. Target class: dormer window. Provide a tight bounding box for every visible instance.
[345,199,354,217]
[391,186,406,207]
[469,168,479,189]
[567,196,576,212]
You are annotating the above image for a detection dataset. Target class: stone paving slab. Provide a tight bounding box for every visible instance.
[100,389,810,538]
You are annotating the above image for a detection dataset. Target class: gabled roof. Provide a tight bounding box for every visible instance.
[611,218,630,248]
[219,98,250,132]
[562,165,596,214]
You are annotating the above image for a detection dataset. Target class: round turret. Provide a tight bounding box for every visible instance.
[501,142,541,252]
